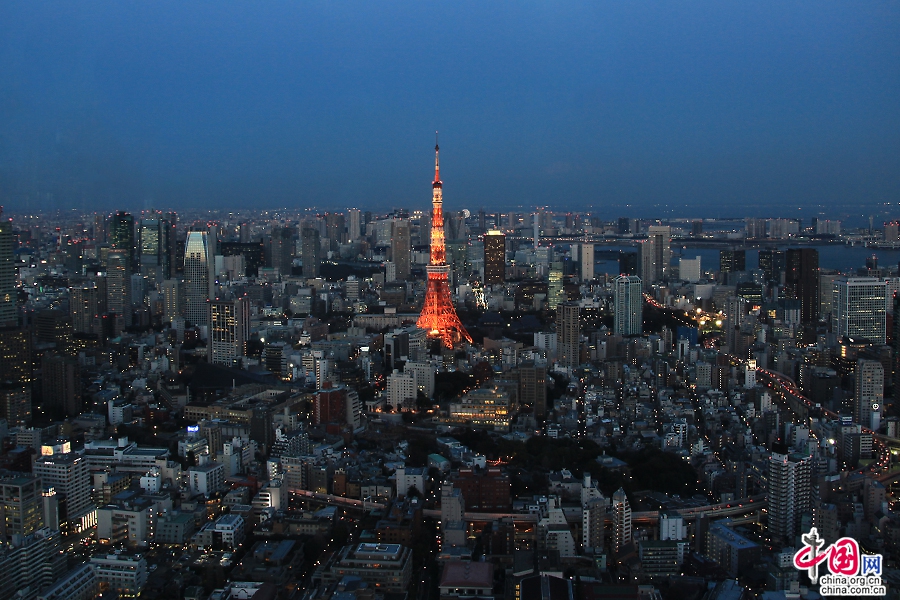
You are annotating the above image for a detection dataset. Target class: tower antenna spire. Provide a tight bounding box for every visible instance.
[434,131,440,183]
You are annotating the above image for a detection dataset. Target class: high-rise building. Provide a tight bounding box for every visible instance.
[579,243,595,282]
[270,226,295,276]
[138,217,170,282]
[109,212,135,268]
[208,297,250,366]
[161,279,183,323]
[640,226,671,283]
[301,227,321,278]
[0,529,66,597]
[0,386,31,426]
[106,253,132,327]
[612,488,632,553]
[0,213,15,327]
[42,353,82,419]
[483,230,505,284]
[416,139,471,348]
[582,497,606,553]
[556,302,580,370]
[0,471,44,542]
[387,369,417,411]
[785,248,819,326]
[0,327,31,386]
[165,211,178,278]
[895,295,900,406]
[758,249,785,284]
[93,213,107,244]
[34,309,73,349]
[33,453,93,533]
[855,359,883,430]
[324,213,346,251]
[719,249,746,275]
[69,282,100,335]
[548,264,564,310]
[613,275,642,336]
[391,219,411,281]
[184,232,211,327]
[679,256,701,282]
[832,277,887,344]
[518,362,547,418]
[404,361,435,399]
[724,296,748,355]
[767,452,811,541]
[348,209,361,241]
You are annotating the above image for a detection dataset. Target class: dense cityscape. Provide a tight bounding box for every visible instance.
[0,141,898,600]
[2,1,898,599]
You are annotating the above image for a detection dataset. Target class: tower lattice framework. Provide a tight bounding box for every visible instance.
[417,137,472,348]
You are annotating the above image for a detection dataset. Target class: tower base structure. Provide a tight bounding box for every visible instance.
[417,265,471,348]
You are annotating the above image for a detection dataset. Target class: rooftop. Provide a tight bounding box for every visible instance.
[439,561,493,588]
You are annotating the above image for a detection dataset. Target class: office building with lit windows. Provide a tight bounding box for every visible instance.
[448,387,510,431]
[613,275,643,336]
[184,231,211,327]
[208,297,250,366]
[832,277,887,344]
[483,230,505,284]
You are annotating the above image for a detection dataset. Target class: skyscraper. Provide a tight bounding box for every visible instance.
[640,226,671,283]
[270,226,295,276]
[724,296,748,355]
[93,213,107,244]
[0,212,15,327]
[161,279,183,323]
[301,227,321,278]
[579,243,595,282]
[556,302,580,370]
[855,359,883,430]
[613,275,642,336]
[483,230,505,284]
[208,297,250,366]
[69,282,100,335]
[758,249,785,284]
[348,208,361,241]
[547,265,564,311]
[184,231,211,327]
[518,362,547,418]
[138,216,171,283]
[109,211,135,268]
[324,212,346,251]
[391,219,411,281]
[42,353,82,419]
[0,327,31,387]
[719,249,746,276]
[832,277,887,344]
[106,253,132,327]
[785,248,819,326]
[612,487,633,553]
[767,451,811,541]
[165,211,178,279]
[417,138,471,348]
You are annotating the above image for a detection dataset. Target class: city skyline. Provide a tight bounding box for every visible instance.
[1,3,900,597]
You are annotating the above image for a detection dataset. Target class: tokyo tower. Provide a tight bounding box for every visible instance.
[417,136,472,348]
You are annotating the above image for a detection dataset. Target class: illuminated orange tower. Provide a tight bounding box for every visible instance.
[417,135,472,348]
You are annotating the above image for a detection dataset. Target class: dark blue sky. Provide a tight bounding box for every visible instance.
[1,2,898,217]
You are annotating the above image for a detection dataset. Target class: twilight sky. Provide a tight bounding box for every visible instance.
[0,1,898,218]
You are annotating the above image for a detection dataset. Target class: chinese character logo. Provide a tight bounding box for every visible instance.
[793,527,882,584]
